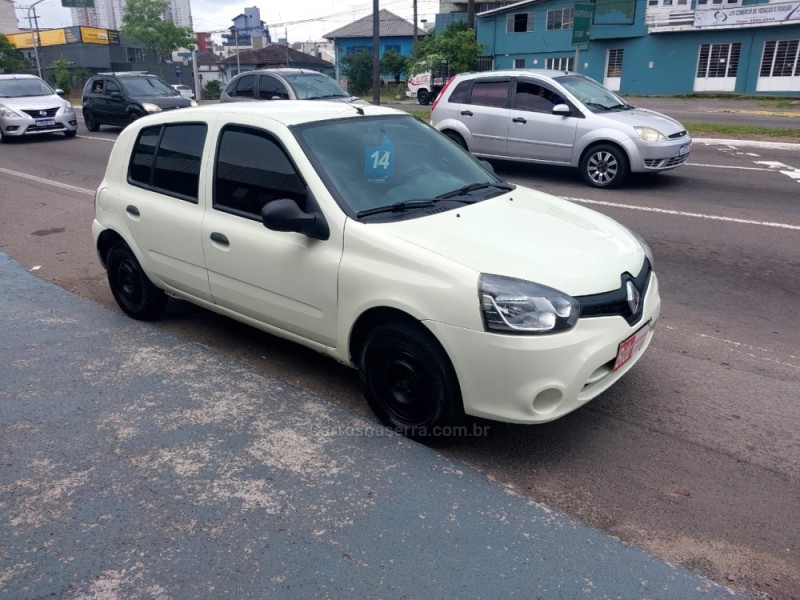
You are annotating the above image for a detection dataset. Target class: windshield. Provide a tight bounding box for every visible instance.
[120,77,179,97]
[295,115,509,220]
[0,78,55,98]
[554,74,632,111]
[283,73,351,100]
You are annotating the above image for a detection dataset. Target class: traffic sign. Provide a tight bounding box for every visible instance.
[572,3,594,45]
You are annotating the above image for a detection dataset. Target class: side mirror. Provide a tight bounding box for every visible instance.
[110,91,122,99]
[261,199,330,241]
[552,103,571,116]
[55,88,65,96]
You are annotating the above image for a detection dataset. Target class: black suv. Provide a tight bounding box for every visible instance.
[82,72,195,131]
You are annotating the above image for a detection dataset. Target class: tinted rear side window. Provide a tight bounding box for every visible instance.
[128,123,207,202]
[448,80,472,103]
[469,80,510,108]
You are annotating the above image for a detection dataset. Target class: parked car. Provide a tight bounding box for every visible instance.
[431,69,692,189]
[171,84,195,99]
[220,68,367,105]
[93,101,660,434]
[0,74,78,142]
[82,72,196,131]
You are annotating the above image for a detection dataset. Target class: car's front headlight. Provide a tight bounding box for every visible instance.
[479,274,579,334]
[625,227,655,270]
[0,104,23,118]
[141,103,162,113]
[634,126,667,143]
[63,104,75,115]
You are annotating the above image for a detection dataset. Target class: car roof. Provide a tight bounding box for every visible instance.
[0,74,42,80]
[142,100,401,127]
[456,69,574,80]
[233,68,325,77]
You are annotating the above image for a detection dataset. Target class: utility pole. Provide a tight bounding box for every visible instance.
[412,0,418,61]
[235,28,240,74]
[26,0,47,79]
[372,0,380,105]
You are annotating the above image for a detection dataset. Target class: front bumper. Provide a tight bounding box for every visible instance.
[426,273,661,424]
[1,110,78,137]
[628,136,692,173]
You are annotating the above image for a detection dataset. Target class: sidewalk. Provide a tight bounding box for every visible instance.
[0,252,746,599]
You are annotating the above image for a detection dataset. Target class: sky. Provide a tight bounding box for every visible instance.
[17,0,440,43]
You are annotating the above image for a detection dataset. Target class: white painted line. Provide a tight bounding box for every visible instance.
[694,138,800,151]
[0,167,95,196]
[686,163,773,171]
[76,134,116,142]
[563,196,800,231]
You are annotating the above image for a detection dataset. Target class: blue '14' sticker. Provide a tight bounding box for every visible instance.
[364,135,395,183]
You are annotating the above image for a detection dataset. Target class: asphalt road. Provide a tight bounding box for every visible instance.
[1,116,799,599]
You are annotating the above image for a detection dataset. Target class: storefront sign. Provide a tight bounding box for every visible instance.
[694,0,800,27]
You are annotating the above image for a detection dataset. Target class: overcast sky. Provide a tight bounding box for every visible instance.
[19,0,439,42]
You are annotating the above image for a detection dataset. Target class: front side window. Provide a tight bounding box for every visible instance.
[120,76,178,97]
[258,75,289,100]
[105,80,120,94]
[128,124,207,201]
[214,126,306,219]
[469,80,510,108]
[514,81,564,112]
[506,12,534,32]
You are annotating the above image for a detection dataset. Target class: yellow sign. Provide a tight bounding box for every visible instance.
[80,27,109,44]
[7,29,67,48]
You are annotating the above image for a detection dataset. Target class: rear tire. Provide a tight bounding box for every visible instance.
[444,130,467,151]
[580,144,629,188]
[83,109,99,132]
[106,243,167,321]
[359,322,462,436]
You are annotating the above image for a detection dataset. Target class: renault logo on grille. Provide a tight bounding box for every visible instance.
[626,280,641,315]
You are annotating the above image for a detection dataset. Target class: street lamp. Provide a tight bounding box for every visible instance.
[26,0,47,79]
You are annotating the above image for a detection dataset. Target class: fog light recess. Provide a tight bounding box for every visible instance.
[532,388,563,415]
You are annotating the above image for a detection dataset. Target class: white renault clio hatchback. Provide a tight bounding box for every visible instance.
[93,101,660,434]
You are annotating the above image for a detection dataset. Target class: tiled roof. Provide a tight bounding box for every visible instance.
[323,9,426,39]
[221,44,332,67]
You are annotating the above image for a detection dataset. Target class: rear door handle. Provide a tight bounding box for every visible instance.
[126,205,140,216]
[512,117,527,124]
[460,110,473,117]
[210,232,229,246]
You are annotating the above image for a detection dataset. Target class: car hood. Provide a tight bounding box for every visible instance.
[374,187,646,296]
[132,95,192,108]
[1,94,66,110]
[597,107,686,135]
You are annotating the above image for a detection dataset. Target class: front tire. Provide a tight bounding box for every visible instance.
[83,108,99,132]
[106,243,167,320]
[359,322,462,435]
[417,89,432,105]
[64,130,77,138]
[580,144,629,188]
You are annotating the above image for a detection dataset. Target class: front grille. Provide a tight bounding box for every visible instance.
[668,130,688,140]
[576,259,651,326]
[22,107,60,118]
[644,154,689,169]
[27,123,65,132]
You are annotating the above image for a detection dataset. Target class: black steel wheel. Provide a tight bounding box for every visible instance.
[580,143,629,188]
[83,109,100,132]
[417,89,432,105]
[106,243,166,321]
[359,322,462,435]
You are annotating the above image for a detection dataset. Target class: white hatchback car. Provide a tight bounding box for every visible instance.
[93,101,660,434]
[171,84,195,99]
[432,69,692,188]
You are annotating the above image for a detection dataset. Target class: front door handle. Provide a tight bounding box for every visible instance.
[210,232,229,246]
[460,110,473,117]
[512,117,527,124]
[126,205,140,216]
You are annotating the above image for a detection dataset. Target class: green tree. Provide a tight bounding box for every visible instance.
[340,50,373,96]
[121,0,196,61]
[0,35,26,73]
[52,57,71,95]
[204,79,221,100]
[380,49,408,84]
[417,21,483,74]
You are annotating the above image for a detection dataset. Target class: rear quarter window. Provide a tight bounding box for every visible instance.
[469,80,510,108]
[448,80,472,104]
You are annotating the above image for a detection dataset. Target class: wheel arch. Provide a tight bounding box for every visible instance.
[96,228,127,268]
[348,306,422,366]
[578,138,630,167]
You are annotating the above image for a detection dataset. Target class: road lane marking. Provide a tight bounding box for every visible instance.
[0,167,95,197]
[77,135,116,142]
[563,197,800,231]
[686,163,773,171]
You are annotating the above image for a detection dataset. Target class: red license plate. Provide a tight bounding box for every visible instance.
[612,321,651,372]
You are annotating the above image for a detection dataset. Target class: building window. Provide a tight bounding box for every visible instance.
[547,8,574,30]
[545,57,574,71]
[760,40,800,77]
[607,49,624,78]
[476,56,494,71]
[126,47,144,62]
[513,58,525,69]
[506,12,534,33]
[697,43,741,78]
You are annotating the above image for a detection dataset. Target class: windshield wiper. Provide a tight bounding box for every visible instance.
[357,199,438,218]
[436,181,514,200]
[607,103,633,111]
